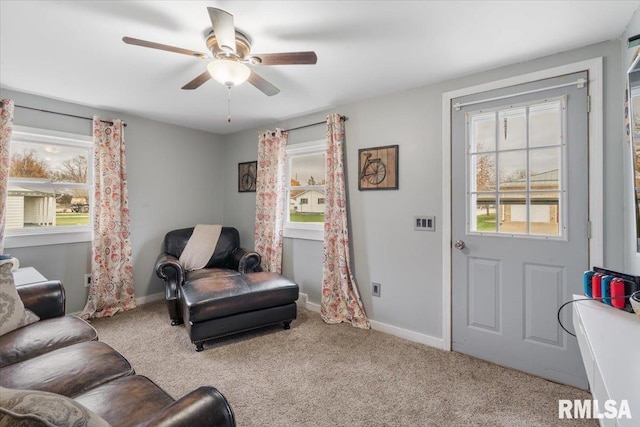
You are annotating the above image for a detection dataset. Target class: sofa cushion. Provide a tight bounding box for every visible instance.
[0,341,134,397]
[0,386,110,427]
[74,375,174,427]
[181,272,299,323]
[0,315,98,368]
[0,262,39,336]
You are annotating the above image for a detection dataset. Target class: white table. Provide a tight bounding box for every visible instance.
[13,267,47,286]
[573,295,640,426]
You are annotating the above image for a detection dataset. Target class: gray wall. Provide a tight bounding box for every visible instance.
[223,40,626,340]
[623,9,640,275]
[2,38,629,336]
[1,88,225,313]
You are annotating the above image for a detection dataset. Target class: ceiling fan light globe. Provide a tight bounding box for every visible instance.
[207,59,250,86]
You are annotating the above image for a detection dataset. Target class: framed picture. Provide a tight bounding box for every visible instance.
[358,145,398,190]
[238,161,257,192]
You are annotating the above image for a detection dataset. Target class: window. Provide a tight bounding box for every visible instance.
[5,126,93,248]
[284,140,325,241]
[467,97,565,238]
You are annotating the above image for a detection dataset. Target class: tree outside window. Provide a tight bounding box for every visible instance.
[7,127,93,231]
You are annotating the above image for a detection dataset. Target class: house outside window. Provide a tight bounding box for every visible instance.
[5,126,93,248]
[284,139,325,241]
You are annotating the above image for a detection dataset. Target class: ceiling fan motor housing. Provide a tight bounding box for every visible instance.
[206,30,252,60]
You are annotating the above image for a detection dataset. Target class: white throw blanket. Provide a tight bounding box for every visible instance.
[179,224,223,271]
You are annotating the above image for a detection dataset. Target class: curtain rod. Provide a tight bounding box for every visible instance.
[14,104,127,127]
[284,115,347,132]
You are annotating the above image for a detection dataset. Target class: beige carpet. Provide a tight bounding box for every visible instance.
[90,301,594,427]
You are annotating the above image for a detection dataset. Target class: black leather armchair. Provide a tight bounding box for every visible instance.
[155,226,261,325]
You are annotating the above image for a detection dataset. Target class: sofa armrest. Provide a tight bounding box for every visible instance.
[16,280,65,320]
[137,386,235,427]
[229,248,262,274]
[155,254,185,299]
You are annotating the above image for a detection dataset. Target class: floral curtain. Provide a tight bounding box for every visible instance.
[0,100,14,254]
[81,117,135,319]
[254,129,287,273]
[321,113,370,329]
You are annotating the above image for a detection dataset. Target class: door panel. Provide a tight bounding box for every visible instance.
[523,263,565,347]
[467,257,501,333]
[452,71,589,389]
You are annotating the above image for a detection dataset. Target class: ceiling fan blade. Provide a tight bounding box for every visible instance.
[207,7,236,54]
[248,71,280,96]
[249,51,317,66]
[181,71,212,90]
[122,36,208,59]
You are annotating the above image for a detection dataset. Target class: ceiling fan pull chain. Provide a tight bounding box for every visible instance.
[227,85,232,123]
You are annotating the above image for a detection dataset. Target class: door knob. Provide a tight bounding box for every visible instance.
[454,240,466,250]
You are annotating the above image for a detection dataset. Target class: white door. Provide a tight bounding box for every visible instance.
[451,71,590,389]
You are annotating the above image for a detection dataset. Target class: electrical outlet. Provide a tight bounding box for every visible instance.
[84,274,92,288]
[372,282,381,297]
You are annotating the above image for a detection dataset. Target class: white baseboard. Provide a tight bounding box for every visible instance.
[297,292,445,350]
[297,293,320,312]
[136,292,164,305]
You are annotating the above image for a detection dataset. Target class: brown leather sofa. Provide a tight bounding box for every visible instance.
[0,280,235,426]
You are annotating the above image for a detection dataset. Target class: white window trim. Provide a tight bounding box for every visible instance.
[283,139,325,241]
[4,125,93,248]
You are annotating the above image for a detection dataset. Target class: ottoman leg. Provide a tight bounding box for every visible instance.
[283,320,292,330]
[195,342,205,352]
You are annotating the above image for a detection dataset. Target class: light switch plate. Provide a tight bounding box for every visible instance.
[415,216,435,231]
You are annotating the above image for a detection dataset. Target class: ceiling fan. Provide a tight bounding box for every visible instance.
[122,7,317,97]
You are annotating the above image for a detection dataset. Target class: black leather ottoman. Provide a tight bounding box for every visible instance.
[179,272,299,351]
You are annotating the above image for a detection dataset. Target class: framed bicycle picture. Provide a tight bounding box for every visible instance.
[238,161,257,192]
[358,145,398,190]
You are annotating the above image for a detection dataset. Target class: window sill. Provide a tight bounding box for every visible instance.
[283,227,323,242]
[4,229,92,248]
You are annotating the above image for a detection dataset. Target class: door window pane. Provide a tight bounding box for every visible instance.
[498,107,526,150]
[498,151,527,191]
[529,147,560,191]
[529,101,561,148]
[530,192,560,236]
[470,193,497,232]
[470,112,496,153]
[470,153,496,192]
[498,192,527,234]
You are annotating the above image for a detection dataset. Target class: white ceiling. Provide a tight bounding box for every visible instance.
[1,1,638,135]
